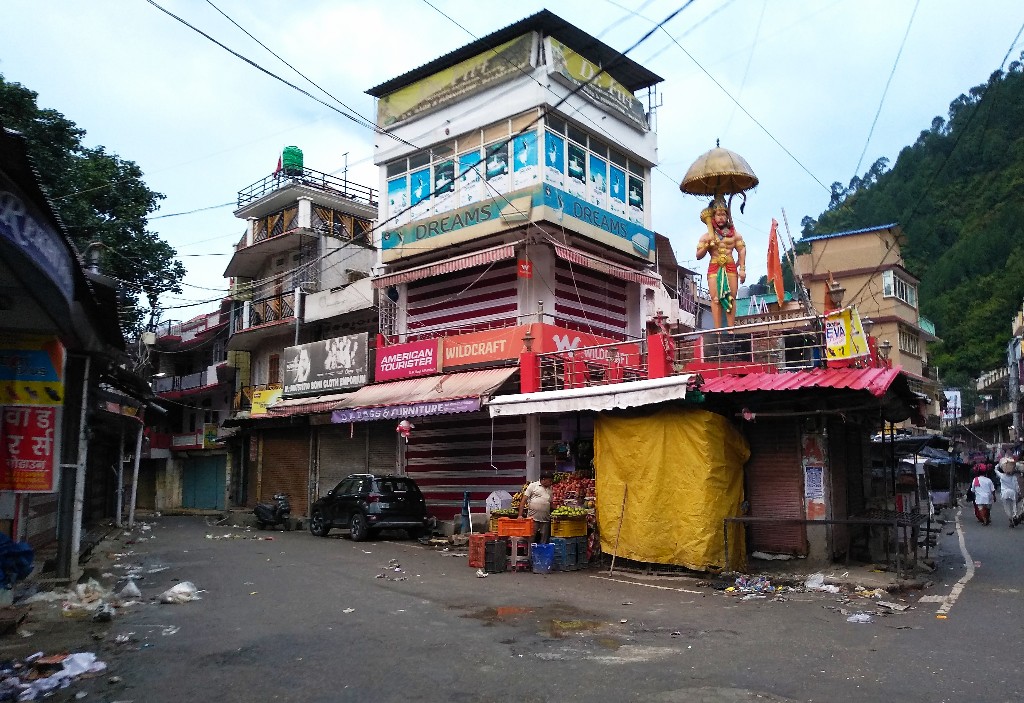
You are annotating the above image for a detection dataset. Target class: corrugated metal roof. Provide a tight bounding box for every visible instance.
[265,392,354,418]
[701,367,903,397]
[366,9,663,97]
[332,367,518,411]
[800,223,900,243]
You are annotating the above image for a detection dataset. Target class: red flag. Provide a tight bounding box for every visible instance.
[767,218,785,303]
[274,154,282,176]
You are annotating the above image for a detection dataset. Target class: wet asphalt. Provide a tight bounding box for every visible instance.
[1,506,1021,703]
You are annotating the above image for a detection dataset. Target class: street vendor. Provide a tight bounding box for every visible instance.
[696,197,746,328]
[519,471,554,544]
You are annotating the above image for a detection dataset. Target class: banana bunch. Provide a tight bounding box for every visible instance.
[551,505,588,518]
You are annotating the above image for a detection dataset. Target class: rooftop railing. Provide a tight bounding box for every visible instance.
[237,167,378,209]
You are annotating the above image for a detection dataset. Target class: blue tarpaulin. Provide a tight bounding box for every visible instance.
[0,534,34,589]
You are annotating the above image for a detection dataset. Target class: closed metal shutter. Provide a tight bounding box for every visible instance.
[744,420,806,555]
[406,261,518,336]
[316,425,367,500]
[260,429,311,516]
[554,258,629,340]
[404,411,527,521]
[368,421,398,475]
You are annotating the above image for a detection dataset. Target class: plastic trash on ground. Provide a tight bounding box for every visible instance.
[159,581,201,604]
[847,613,873,624]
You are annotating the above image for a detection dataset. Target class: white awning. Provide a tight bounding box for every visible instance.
[487,374,700,417]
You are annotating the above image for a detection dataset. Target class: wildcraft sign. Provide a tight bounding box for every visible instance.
[283,333,368,398]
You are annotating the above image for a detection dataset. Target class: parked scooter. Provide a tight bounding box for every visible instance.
[253,493,291,530]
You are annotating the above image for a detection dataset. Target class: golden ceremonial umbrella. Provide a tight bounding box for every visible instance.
[679,144,758,198]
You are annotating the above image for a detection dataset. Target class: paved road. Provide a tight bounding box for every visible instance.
[3,505,1023,703]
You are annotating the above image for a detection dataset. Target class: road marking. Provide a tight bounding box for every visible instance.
[590,575,705,594]
[934,504,974,618]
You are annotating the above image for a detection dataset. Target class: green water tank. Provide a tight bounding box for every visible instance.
[282,146,303,176]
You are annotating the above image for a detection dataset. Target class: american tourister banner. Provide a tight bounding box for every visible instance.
[376,339,441,382]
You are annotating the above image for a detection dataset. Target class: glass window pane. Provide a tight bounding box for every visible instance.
[385,159,406,178]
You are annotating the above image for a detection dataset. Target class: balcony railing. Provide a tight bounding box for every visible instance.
[151,363,229,396]
[231,292,296,334]
[237,166,378,209]
[535,341,648,392]
[152,310,225,342]
[671,315,826,375]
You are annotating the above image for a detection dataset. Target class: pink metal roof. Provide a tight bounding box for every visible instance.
[332,367,518,410]
[700,366,903,397]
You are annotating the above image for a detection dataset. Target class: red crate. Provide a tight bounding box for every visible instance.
[468,532,498,568]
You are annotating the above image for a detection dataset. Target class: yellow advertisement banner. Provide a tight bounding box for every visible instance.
[547,37,648,130]
[0,335,66,406]
[251,388,282,416]
[377,34,534,127]
[824,308,870,360]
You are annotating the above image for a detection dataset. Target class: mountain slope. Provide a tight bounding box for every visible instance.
[803,59,1024,386]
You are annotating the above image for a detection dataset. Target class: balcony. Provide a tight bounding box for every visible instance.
[152,310,226,344]
[228,292,297,351]
[673,316,827,377]
[237,166,378,210]
[151,362,231,398]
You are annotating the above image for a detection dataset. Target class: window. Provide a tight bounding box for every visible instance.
[882,270,918,308]
[268,354,280,385]
[898,325,921,357]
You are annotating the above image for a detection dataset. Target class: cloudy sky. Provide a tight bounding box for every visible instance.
[3,0,1022,319]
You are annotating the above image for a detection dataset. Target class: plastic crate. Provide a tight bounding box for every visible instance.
[468,533,498,568]
[551,517,587,538]
[484,537,508,573]
[574,535,589,566]
[497,517,534,537]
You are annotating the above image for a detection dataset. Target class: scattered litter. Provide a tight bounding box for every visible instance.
[159,582,201,604]
[118,581,141,600]
[742,594,767,600]
[161,625,179,636]
[619,619,628,624]
[734,575,774,594]
[475,569,488,578]
[92,603,115,622]
[113,634,132,645]
[877,601,910,612]
[846,613,873,624]
[751,551,793,560]
[804,574,841,593]
[670,631,682,638]
[8,651,107,701]
[621,601,633,606]
[147,566,169,574]
[342,608,355,614]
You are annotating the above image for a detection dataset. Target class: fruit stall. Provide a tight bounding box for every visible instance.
[471,472,598,574]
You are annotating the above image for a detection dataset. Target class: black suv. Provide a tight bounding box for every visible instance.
[308,474,431,541]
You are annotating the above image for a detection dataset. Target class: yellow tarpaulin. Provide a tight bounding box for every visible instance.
[595,407,749,572]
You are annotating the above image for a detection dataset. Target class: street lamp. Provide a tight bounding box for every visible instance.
[878,339,892,361]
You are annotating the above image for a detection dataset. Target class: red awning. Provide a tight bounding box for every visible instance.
[700,366,904,397]
[372,244,516,288]
[552,243,660,287]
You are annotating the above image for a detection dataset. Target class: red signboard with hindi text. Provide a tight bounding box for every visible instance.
[1,406,59,492]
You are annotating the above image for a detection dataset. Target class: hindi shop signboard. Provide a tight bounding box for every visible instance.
[0,406,60,492]
[283,333,368,398]
[376,339,441,382]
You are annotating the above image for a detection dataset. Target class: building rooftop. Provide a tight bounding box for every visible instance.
[800,222,900,243]
[366,9,664,98]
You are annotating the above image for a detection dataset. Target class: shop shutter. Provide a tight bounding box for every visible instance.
[316,425,368,500]
[404,411,527,521]
[744,420,806,555]
[260,428,311,516]
[368,421,398,475]
[406,261,518,337]
[554,258,629,340]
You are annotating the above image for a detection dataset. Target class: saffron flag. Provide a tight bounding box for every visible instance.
[767,218,785,303]
[274,154,282,176]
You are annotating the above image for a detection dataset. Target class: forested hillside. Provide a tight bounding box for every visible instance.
[801,57,1024,387]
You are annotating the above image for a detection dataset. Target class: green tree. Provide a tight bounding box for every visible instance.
[0,74,185,335]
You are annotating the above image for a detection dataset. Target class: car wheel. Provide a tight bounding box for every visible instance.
[406,527,425,540]
[349,512,369,541]
[309,511,330,537]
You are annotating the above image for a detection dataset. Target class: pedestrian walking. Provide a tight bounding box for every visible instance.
[972,466,996,526]
[995,457,1022,528]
